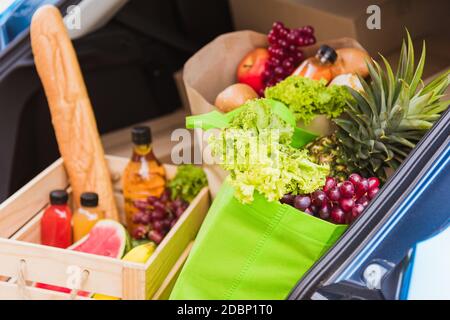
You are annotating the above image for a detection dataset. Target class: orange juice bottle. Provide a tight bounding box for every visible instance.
[292,45,337,83]
[122,126,166,236]
[72,192,104,242]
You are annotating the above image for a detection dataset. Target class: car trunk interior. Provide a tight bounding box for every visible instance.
[1,0,233,201]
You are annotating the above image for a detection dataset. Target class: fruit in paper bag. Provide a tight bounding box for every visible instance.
[215,83,258,112]
[237,48,269,94]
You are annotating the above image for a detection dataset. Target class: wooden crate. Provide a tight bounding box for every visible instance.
[0,155,210,300]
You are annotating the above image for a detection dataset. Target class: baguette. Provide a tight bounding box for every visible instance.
[30,5,119,220]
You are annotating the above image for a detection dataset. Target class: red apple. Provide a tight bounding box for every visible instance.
[237,48,269,94]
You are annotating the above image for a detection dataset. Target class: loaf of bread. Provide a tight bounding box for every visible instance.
[30,5,119,220]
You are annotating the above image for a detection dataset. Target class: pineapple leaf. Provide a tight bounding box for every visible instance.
[398,119,433,131]
[409,41,426,96]
[347,86,373,119]
[373,59,388,115]
[387,105,405,131]
[408,91,433,115]
[380,54,397,112]
[397,39,407,80]
[367,59,383,110]
[404,30,415,83]
[389,145,410,159]
[422,100,450,115]
[421,70,450,96]
[385,135,416,148]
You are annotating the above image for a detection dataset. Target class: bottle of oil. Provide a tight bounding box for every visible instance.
[122,126,166,235]
[292,45,337,83]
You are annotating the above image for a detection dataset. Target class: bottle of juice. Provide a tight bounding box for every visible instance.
[292,45,337,83]
[41,190,72,248]
[122,126,166,236]
[72,192,104,242]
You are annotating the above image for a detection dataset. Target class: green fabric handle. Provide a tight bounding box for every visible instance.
[185,99,317,148]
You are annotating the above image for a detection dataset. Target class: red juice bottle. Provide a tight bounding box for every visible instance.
[41,190,72,248]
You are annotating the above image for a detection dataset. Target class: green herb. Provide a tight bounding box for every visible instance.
[168,165,208,202]
[209,98,329,203]
[265,76,351,124]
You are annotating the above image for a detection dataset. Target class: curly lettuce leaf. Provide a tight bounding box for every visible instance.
[209,99,329,203]
[264,76,351,124]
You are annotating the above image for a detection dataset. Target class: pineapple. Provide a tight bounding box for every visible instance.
[305,134,349,182]
[308,32,449,181]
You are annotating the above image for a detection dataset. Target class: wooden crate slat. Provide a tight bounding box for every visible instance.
[0,159,68,238]
[144,187,210,299]
[0,238,135,297]
[152,241,194,300]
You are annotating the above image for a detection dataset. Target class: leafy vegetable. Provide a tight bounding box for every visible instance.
[209,98,329,203]
[168,165,208,202]
[265,76,351,124]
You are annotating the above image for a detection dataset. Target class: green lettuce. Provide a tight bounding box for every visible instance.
[209,99,329,203]
[169,165,208,202]
[264,76,351,124]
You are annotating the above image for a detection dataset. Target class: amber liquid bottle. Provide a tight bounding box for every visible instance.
[122,126,166,235]
[292,45,337,83]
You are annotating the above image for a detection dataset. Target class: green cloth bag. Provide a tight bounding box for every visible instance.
[171,100,345,299]
[170,182,347,300]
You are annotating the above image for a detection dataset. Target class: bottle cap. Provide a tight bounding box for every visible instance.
[132,126,152,145]
[317,45,337,64]
[49,190,69,205]
[80,192,99,207]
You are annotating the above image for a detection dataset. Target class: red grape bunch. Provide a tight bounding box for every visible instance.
[131,188,189,244]
[281,174,380,225]
[263,21,316,92]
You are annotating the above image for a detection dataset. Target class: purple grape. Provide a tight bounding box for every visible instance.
[368,177,380,191]
[318,204,331,220]
[367,187,379,200]
[350,204,365,222]
[175,206,185,218]
[160,189,171,203]
[339,181,355,199]
[312,190,327,207]
[274,66,285,75]
[148,230,163,244]
[294,195,311,211]
[327,187,341,202]
[339,198,355,213]
[132,211,146,224]
[296,36,306,46]
[132,225,148,240]
[151,208,167,221]
[134,200,148,211]
[280,194,295,206]
[330,207,346,224]
[152,220,164,232]
[153,201,166,212]
[323,177,337,192]
[356,195,369,207]
[355,178,369,198]
[147,196,159,205]
[348,173,362,186]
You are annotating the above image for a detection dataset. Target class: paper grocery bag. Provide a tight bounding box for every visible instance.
[183,31,366,196]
